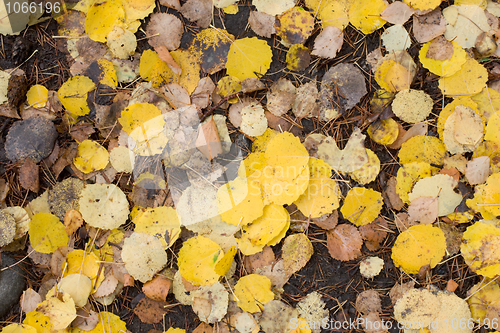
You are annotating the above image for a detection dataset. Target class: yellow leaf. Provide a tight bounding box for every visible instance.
[26,84,48,108]
[341,187,383,227]
[403,0,444,10]
[134,206,181,248]
[238,151,266,178]
[85,311,128,333]
[1,324,37,333]
[58,274,92,307]
[223,4,239,14]
[23,310,63,333]
[92,228,124,263]
[239,204,290,248]
[170,49,201,94]
[58,75,96,119]
[121,0,155,24]
[214,246,237,276]
[217,176,265,226]
[308,157,331,179]
[374,59,411,92]
[419,39,466,77]
[398,135,447,165]
[443,105,484,154]
[437,97,478,141]
[367,118,399,145]
[234,274,274,313]
[286,44,310,71]
[226,37,273,81]
[349,0,387,34]
[28,213,68,254]
[438,57,488,96]
[391,224,446,274]
[118,102,162,134]
[94,59,118,88]
[260,166,309,206]
[36,289,77,330]
[73,140,109,174]
[349,148,380,185]
[294,170,339,219]
[461,221,500,278]
[282,233,313,275]
[64,249,104,291]
[178,235,223,286]
[396,162,432,204]
[163,328,186,333]
[466,279,500,322]
[485,111,500,144]
[252,128,279,153]
[470,87,500,122]
[189,28,235,75]
[216,76,241,102]
[276,7,314,45]
[392,89,434,123]
[85,0,125,42]
[305,0,351,30]
[253,0,295,15]
[140,49,178,87]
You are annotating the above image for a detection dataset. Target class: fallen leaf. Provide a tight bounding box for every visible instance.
[28,213,69,254]
[58,274,92,307]
[226,37,273,81]
[79,184,129,230]
[286,44,311,72]
[36,289,77,330]
[311,26,343,59]
[398,135,447,165]
[356,289,382,314]
[189,28,235,75]
[234,274,274,313]
[326,224,363,261]
[381,2,415,24]
[461,221,500,278]
[192,282,228,323]
[348,0,387,34]
[275,7,314,45]
[249,11,276,38]
[359,216,388,251]
[281,233,313,275]
[465,156,490,185]
[409,174,463,216]
[381,24,411,53]
[341,187,383,226]
[359,257,384,279]
[253,0,295,16]
[407,196,439,224]
[180,0,212,28]
[438,57,488,96]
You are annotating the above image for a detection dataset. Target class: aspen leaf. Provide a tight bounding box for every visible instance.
[122,0,155,23]
[140,49,178,88]
[349,149,381,185]
[348,0,387,34]
[311,26,343,59]
[58,76,95,119]
[85,0,125,42]
[398,135,447,165]
[461,221,500,278]
[240,103,268,137]
[407,196,438,224]
[409,174,462,216]
[29,213,68,254]
[1,324,37,333]
[305,0,349,30]
[36,290,77,330]
[0,210,15,247]
[85,311,127,333]
[437,97,478,141]
[26,84,48,108]
[367,118,399,145]
[282,233,313,275]
[419,39,466,77]
[58,274,92,307]
[391,224,446,274]
[392,89,433,123]
[118,102,163,134]
[275,7,314,45]
[443,5,490,49]
[134,206,181,248]
[317,127,368,174]
[171,49,201,94]
[404,0,442,10]
[438,57,488,96]
[73,140,109,174]
[189,28,234,75]
[326,224,363,261]
[470,173,500,217]
[79,184,129,230]
[253,0,295,16]
[466,279,500,322]
[178,235,223,286]
[109,146,134,173]
[226,37,273,81]
[380,2,415,25]
[485,111,500,144]
[341,187,383,227]
[192,282,229,323]
[470,87,500,122]
[121,232,168,283]
[217,176,264,227]
[443,105,484,154]
[465,156,490,185]
[234,274,274,313]
[214,246,237,276]
[107,26,137,59]
[359,257,384,279]
[23,311,59,333]
[381,24,411,53]
[248,11,276,38]
[286,44,311,71]
[64,249,104,291]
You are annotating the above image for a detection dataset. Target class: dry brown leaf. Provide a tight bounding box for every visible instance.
[264,111,302,137]
[356,290,382,315]
[465,156,490,185]
[161,83,191,109]
[292,81,319,118]
[387,122,427,149]
[19,158,39,193]
[360,312,388,333]
[383,176,404,211]
[63,209,83,236]
[407,196,438,224]
[50,246,71,276]
[191,77,216,109]
[147,13,183,51]
[359,216,388,251]
[243,246,275,273]
[326,224,362,261]
[20,288,42,313]
[73,309,99,331]
[311,26,343,59]
[248,11,276,38]
[394,212,416,230]
[142,275,172,302]
[155,45,182,75]
[133,297,169,324]
[160,0,181,10]
[381,1,415,24]
[266,78,296,117]
[312,210,338,231]
[193,323,214,333]
[195,117,222,160]
[446,279,459,292]
[426,36,453,60]
[241,78,266,93]
[70,122,95,143]
[93,271,119,298]
[181,0,212,28]
[413,9,446,43]
[439,168,460,185]
[389,281,415,305]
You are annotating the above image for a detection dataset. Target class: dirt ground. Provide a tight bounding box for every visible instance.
[0,0,486,332]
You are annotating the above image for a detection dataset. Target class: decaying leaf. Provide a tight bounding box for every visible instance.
[461,221,500,278]
[281,233,313,275]
[326,224,363,261]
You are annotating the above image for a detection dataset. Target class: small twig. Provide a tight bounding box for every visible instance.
[199,91,244,122]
